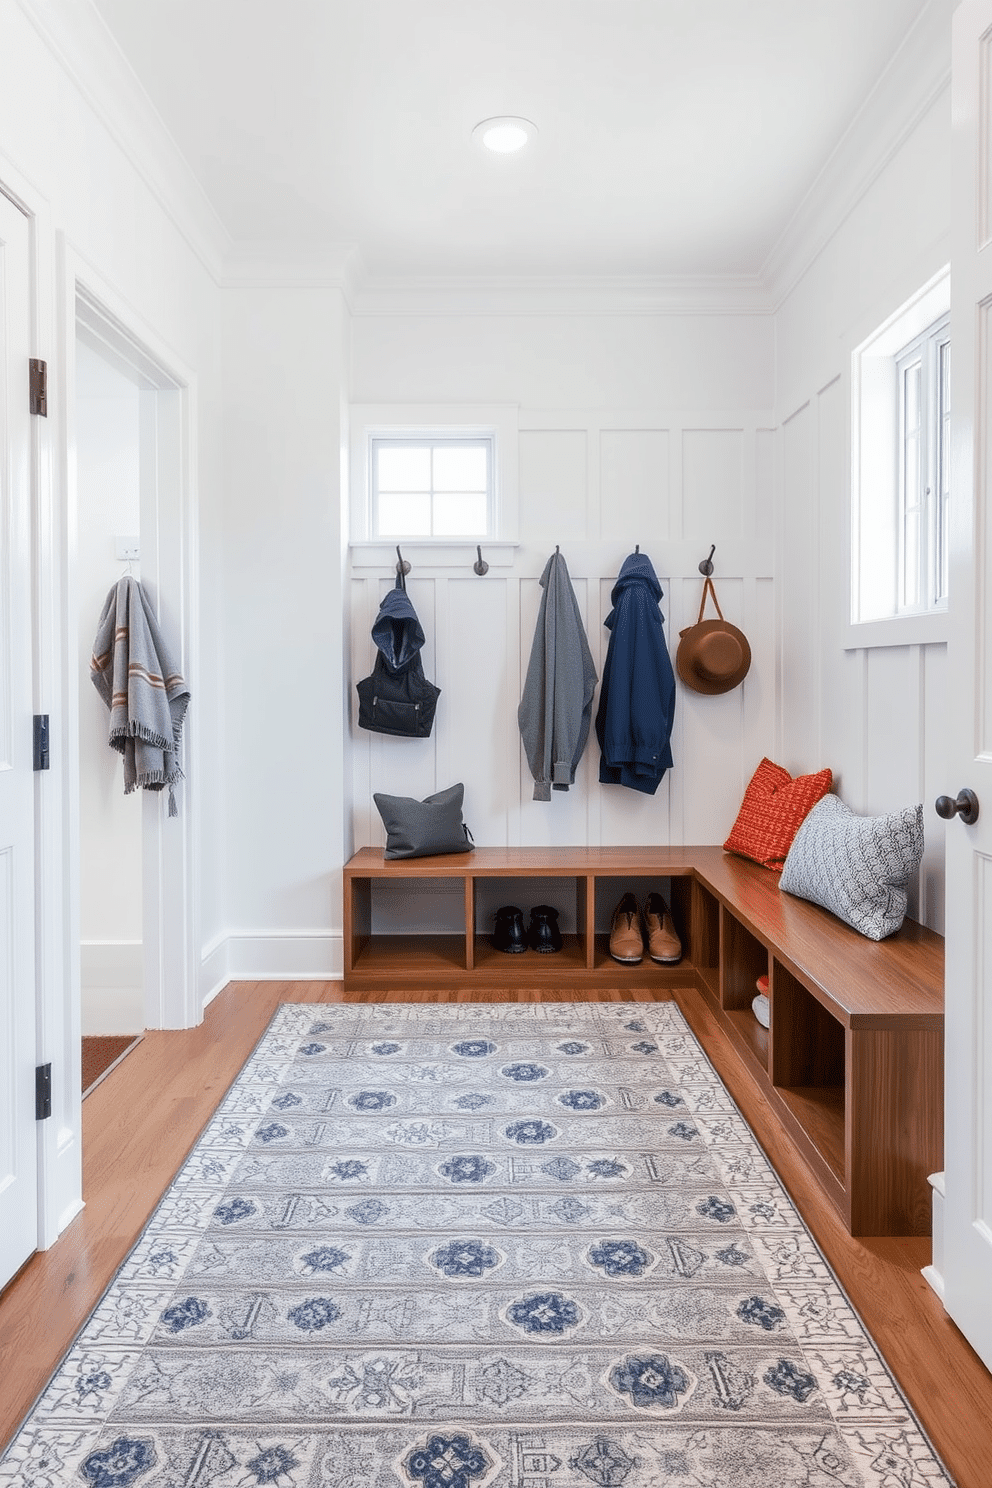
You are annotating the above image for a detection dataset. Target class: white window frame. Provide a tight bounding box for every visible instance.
[847,267,951,649]
[895,316,950,616]
[349,404,519,561]
[370,432,495,541]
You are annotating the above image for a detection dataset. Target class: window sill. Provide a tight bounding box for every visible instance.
[349,540,519,570]
[843,610,949,650]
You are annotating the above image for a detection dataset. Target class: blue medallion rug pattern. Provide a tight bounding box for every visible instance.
[0,1001,953,1488]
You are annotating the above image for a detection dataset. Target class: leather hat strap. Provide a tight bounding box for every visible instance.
[696,576,724,624]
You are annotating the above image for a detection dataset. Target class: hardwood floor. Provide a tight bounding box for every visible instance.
[1,978,989,1486]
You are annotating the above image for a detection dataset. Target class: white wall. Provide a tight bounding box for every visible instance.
[217,283,349,979]
[0,0,223,1236]
[349,310,777,932]
[75,337,143,1033]
[775,84,951,931]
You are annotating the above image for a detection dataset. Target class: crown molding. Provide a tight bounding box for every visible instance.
[762,0,953,310]
[221,242,365,303]
[351,273,773,318]
[17,0,231,281]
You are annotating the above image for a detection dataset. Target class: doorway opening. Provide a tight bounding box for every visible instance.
[72,287,198,1046]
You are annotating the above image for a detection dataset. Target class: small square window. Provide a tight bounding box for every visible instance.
[371,435,494,540]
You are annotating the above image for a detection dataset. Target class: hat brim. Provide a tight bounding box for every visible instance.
[676,619,752,695]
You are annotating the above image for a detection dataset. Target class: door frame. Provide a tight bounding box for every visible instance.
[63,257,200,1038]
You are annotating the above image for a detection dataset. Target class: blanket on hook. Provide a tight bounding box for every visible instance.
[90,576,190,816]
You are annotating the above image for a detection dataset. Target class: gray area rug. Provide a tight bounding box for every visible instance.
[1,1001,953,1487]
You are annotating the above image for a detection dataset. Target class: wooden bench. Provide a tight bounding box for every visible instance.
[342,845,944,1236]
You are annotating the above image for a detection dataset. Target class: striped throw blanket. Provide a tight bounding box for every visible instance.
[90,576,190,816]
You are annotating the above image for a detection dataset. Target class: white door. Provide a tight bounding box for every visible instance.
[0,190,38,1285]
[944,0,992,1371]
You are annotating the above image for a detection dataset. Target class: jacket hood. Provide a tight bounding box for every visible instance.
[371,579,426,671]
[605,551,663,627]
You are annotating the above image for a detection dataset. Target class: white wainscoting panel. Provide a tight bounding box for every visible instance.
[682,428,745,542]
[599,429,671,543]
[349,411,778,934]
[519,430,588,541]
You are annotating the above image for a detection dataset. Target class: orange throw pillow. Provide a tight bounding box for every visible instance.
[724,757,832,870]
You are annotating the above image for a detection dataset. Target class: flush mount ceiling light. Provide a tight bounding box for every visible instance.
[472,116,537,154]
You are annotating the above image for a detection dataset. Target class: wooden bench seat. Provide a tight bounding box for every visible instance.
[342,844,944,1235]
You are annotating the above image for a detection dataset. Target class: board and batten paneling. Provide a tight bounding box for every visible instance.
[777,377,947,933]
[350,412,776,936]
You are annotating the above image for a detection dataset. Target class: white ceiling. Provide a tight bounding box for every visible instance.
[91,0,933,280]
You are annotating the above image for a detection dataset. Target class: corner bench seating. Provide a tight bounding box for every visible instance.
[343,845,944,1237]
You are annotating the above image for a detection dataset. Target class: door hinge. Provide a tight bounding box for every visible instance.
[33,714,50,771]
[36,1064,52,1121]
[29,358,47,417]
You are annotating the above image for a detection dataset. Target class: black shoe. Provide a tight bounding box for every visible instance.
[492,905,527,953]
[528,904,563,954]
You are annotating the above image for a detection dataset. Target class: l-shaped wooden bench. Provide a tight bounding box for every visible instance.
[343,845,944,1237]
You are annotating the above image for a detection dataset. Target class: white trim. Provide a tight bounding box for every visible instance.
[352,275,773,318]
[763,0,953,308]
[8,163,80,1254]
[350,541,518,570]
[224,932,343,981]
[16,0,230,282]
[199,930,231,1011]
[62,250,201,1034]
[198,931,343,988]
[221,242,364,302]
[922,1170,946,1300]
[844,613,950,650]
[848,266,951,642]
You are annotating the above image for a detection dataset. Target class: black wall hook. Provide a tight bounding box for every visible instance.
[473,545,489,576]
[396,544,411,577]
[698,544,716,577]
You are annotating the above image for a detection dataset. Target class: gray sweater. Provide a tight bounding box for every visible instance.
[518,550,598,801]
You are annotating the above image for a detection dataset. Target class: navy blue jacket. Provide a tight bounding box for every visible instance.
[595,551,676,794]
[356,575,440,737]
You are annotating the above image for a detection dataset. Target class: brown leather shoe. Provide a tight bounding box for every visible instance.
[644,891,682,964]
[609,892,644,963]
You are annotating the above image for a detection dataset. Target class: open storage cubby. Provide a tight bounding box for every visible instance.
[770,960,846,1185]
[344,847,704,992]
[720,906,770,1073]
[343,843,944,1235]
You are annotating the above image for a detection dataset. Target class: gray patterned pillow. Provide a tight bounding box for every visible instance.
[779,794,924,940]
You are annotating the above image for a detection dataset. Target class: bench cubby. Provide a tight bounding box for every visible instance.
[342,844,944,1235]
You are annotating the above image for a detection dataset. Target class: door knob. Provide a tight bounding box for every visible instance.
[935,788,980,825]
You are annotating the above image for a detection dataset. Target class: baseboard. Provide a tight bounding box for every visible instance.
[922,1171,945,1301]
[200,931,343,993]
[199,931,231,1010]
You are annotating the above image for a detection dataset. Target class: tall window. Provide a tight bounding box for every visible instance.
[850,269,950,637]
[896,317,950,614]
[371,435,493,540]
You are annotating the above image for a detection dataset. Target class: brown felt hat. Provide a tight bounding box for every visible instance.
[676,579,752,695]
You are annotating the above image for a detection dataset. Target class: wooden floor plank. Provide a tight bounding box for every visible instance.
[0,979,989,1487]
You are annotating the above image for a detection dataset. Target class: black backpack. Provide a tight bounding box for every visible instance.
[356,572,440,738]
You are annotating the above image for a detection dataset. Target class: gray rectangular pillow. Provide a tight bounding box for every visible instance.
[779,793,923,939]
[373,783,473,859]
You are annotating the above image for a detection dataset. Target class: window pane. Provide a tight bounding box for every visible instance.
[904,360,921,432]
[378,446,431,491]
[902,509,921,610]
[433,444,488,492]
[433,492,488,537]
[904,430,921,513]
[377,492,431,537]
